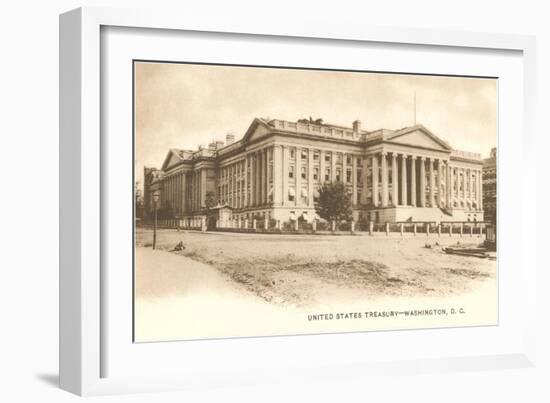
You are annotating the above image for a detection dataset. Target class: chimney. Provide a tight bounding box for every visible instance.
[226,133,235,145]
[352,120,361,133]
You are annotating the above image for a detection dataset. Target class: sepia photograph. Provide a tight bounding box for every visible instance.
[133,61,498,342]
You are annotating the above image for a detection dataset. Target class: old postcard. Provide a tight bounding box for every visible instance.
[133,61,497,342]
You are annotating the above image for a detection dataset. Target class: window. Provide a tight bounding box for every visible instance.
[325,153,331,162]
[357,169,363,183]
[288,188,295,202]
[336,153,342,163]
[301,150,307,160]
[313,167,319,181]
[313,188,320,202]
[300,188,308,204]
[357,158,362,167]
[290,149,295,158]
[313,152,319,161]
[346,156,352,165]
[336,168,341,182]
[346,168,352,183]
[325,169,331,182]
[301,166,306,180]
[289,165,294,179]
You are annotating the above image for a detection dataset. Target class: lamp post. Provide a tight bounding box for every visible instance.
[152,190,160,250]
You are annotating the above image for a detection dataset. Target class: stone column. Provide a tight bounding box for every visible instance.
[231,164,235,207]
[282,146,288,206]
[342,153,347,185]
[250,155,255,206]
[244,157,249,207]
[255,152,260,206]
[372,154,379,207]
[461,168,466,207]
[319,150,325,184]
[262,148,269,204]
[257,151,262,205]
[469,169,475,201]
[362,156,369,204]
[308,148,314,207]
[200,169,207,208]
[391,153,398,206]
[447,164,453,208]
[273,145,283,206]
[295,147,301,206]
[181,172,187,215]
[400,154,407,206]
[419,157,426,207]
[436,160,442,207]
[410,156,416,207]
[232,165,236,208]
[381,152,388,207]
[479,169,483,210]
[352,155,358,205]
[266,148,272,205]
[331,152,337,182]
[429,157,435,207]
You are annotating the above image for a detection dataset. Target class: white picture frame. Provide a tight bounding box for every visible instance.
[59,6,537,396]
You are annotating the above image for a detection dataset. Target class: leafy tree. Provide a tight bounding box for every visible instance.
[315,181,352,224]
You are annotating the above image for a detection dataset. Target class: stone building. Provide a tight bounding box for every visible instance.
[143,117,485,224]
[482,147,497,224]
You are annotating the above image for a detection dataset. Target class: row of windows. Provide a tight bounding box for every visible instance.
[288,166,361,183]
[289,149,362,166]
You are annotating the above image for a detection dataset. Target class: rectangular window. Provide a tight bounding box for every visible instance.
[346,168,352,183]
[357,158,363,167]
[301,150,307,160]
[336,153,342,163]
[313,152,319,161]
[301,166,306,180]
[313,168,319,181]
[346,156,352,165]
[288,194,295,202]
[290,149,295,158]
[357,169,363,183]
[325,153,331,162]
[336,168,341,182]
[325,169,331,182]
[289,165,294,179]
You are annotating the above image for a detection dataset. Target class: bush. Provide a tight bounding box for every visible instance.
[338,222,351,231]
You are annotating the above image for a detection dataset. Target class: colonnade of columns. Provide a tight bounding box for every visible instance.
[219,147,273,209]
[369,152,483,210]
[171,147,484,216]
[185,170,202,213]
[161,171,187,215]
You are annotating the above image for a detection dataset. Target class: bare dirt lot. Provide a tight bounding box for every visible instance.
[135,229,496,308]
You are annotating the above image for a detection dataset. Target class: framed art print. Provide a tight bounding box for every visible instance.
[60,7,537,396]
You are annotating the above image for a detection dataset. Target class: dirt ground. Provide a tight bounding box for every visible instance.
[135,229,496,308]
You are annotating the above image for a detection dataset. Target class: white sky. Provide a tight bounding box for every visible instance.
[135,62,497,188]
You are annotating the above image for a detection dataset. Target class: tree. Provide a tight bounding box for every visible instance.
[314,181,352,224]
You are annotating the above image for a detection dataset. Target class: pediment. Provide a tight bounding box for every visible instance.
[242,118,273,144]
[386,125,451,151]
[161,150,183,171]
